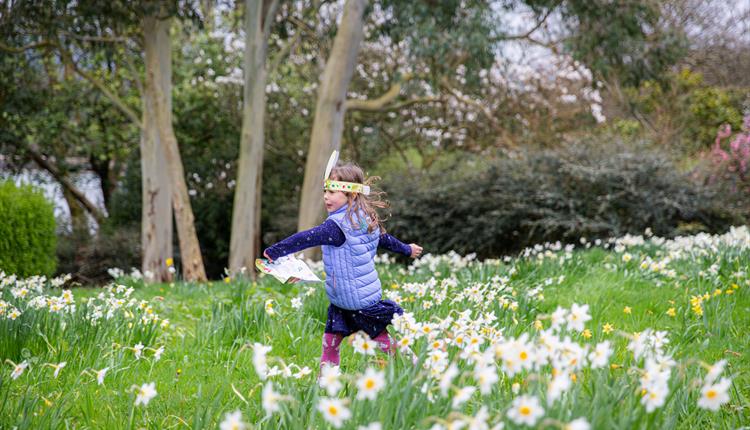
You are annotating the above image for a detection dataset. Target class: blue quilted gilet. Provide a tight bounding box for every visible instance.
[322,204,381,310]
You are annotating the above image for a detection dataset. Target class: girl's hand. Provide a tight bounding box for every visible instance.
[263,250,273,262]
[409,243,423,259]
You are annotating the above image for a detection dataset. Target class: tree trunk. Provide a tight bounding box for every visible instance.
[141,14,174,283]
[62,187,89,237]
[89,154,117,213]
[228,0,269,275]
[143,12,207,282]
[297,0,367,260]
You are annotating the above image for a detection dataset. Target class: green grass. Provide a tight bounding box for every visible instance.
[1,233,749,429]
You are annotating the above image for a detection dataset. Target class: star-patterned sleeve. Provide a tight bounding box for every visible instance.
[264,219,412,260]
[264,219,345,261]
[378,232,412,256]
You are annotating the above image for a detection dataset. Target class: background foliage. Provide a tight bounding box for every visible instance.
[0,181,57,277]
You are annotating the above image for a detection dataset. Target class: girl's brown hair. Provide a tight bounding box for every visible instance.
[329,163,389,234]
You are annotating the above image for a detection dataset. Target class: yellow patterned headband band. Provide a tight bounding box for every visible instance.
[322,150,371,195]
[324,179,371,195]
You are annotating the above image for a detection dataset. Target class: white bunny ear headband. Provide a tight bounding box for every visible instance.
[322,150,370,195]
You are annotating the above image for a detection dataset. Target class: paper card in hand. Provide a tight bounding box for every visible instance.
[255,255,321,284]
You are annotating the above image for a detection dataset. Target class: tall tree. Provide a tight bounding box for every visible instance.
[0,1,199,282]
[297,0,367,260]
[141,11,174,282]
[143,6,207,282]
[228,0,280,275]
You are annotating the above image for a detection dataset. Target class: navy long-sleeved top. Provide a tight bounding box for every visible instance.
[264,219,411,261]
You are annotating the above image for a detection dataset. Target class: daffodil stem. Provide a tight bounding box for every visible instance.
[128,402,135,430]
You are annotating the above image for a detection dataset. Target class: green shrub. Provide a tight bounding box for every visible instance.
[382,140,744,259]
[0,181,57,276]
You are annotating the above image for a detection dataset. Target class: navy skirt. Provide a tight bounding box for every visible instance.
[324,299,404,339]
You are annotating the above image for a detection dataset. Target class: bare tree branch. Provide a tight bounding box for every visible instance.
[440,78,502,132]
[262,0,281,42]
[346,81,405,111]
[1,38,143,127]
[27,145,107,224]
[0,40,53,53]
[500,4,557,41]
[380,126,415,170]
[268,28,301,74]
[439,78,518,148]
[346,73,423,111]
[122,50,144,98]
[55,41,143,129]
[61,31,129,44]
[382,96,443,112]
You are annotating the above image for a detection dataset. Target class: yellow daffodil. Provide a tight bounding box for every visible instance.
[692,305,703,316]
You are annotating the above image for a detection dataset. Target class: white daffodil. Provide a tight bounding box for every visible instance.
[640,383,668,413]
[291,297,303,309]
[429,338,444,350]
[11,361,28,380]
[588,341,613,369]
[566,303,591,332]
[153,346,165,361]
[467,405,490,430]
[474,364,498,395]
[252,343,272,380]
[319,364,343,396]
[564,417,591,430]
[357,422,382,430]
[705,359,726,384]
[697,377,731,411]
[501,334,535,376]
[356,367,385,400]
[317,397,351,428]
[134,382,157,406]
[451,386,476,409]
[352,334,378,356]
[96,367,109,385]
[265,299,275,316]
[262,381,283,416]
[439,363,459,396]
[266,366,282,378]
[547,371,572,405]
[507,395,544,426]
[220,410,246,430]
[293,366,312,379]
[51,361,68,378]
[550,306,568,331]
[427,349,449,372]
[399,335,415,349]
[133,342,144,360]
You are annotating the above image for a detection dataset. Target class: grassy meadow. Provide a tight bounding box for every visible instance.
[1,228,749,429]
